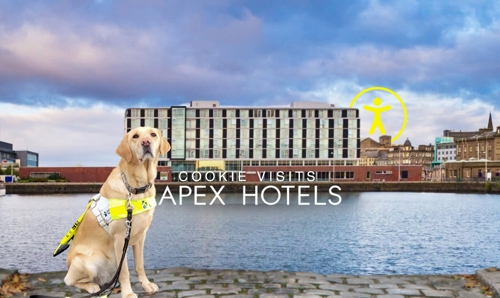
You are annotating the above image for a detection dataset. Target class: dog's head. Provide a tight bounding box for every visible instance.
[116,127,171,163]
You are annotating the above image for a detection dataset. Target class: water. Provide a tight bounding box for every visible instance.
[0,192,499,275]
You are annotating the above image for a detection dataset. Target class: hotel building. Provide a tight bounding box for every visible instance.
[121,100,422,182]
[124,101,360,181]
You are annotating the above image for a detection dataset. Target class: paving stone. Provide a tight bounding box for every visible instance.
[387,288,421,296]
[163,283,191,290]
[248,289,267,295]
[153,275,187,282]
[189,296,214,298]
[179,290,208,298]
[174,280,199,285]
[335,292,371,298]
[377,295,405,298]
[297,279,330,285]
[210,287,241,295]
[220,295,254,298]
[295,272,326,279]
[194,284,220,290]
[262,283,282,289]
[213,279,237,284]
[232,283,259,289]
[259,295,289,298]
[458,291,488,298]
[303,289,337,296]
[422,289,454,297]
[376,278,412,284]
[293,295,321,298]
[326,274,354,279]
[148,293,176,298]
[401,284,433,290]
[319,283,354,291]
[189,276,212,281]
[286,283,317,289]
[324,277,343,284]
[346,278,374,285]
[353,287,384,294]
[369,284,399,289]
[268,288,300,295]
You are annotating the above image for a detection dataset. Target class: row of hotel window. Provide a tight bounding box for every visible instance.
[166,149,358,159]
[130,118,359,129]
[129,109,358,118]
[163,160,358,169]
[175,139,359,148]
[167,171,408,181]
[170,130,358,140]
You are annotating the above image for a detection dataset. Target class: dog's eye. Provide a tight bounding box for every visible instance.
[133,134,139,138]
[151,133,157,137]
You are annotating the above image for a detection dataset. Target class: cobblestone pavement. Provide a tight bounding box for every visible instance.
[1,267,499,298]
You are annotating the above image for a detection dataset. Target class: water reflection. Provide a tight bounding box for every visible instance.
[0,192,499,275]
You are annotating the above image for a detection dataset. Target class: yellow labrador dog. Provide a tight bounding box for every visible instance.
[63,127,170,298]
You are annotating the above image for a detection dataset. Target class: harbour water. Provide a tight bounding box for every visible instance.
[0,192,499,275]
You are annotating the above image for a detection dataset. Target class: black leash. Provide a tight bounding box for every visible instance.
[31,204,133,298]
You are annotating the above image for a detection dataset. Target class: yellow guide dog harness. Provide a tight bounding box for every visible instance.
[53,172,156,257]
[53,194,156,257]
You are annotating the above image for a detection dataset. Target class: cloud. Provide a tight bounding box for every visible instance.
[283,81,498,146]
[1,103,124,166]
[0,1,499,110]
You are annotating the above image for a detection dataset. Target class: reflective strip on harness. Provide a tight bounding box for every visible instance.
[108,196,157,220]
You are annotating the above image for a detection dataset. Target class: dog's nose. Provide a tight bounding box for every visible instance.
[142,139,151,147]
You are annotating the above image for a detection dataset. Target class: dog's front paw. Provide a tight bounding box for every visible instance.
[141,282,159,294]
[85,283,101,294]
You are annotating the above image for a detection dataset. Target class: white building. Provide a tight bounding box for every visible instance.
[125,100,360,181]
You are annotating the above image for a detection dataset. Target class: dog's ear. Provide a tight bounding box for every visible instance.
[159,137,171,156]
[116,134,133,162]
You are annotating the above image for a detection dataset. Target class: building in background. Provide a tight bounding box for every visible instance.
[387,138,435,179]
[15,150,39,167]
[431,136,456,168]
[360,135,391,166]
[0,141,39,169]
[0,141,17,164]
[360,135,433,179]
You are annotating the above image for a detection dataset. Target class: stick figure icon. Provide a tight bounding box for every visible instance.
[364,97,392,134]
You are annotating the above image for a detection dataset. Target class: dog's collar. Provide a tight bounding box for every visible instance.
[121,172,152,195]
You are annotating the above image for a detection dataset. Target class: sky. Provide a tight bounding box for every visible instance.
[1,0,500,166]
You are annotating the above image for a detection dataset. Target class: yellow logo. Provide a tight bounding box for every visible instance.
[349,87,407,143]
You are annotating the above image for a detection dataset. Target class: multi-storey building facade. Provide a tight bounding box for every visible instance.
[0,141,39,169]
[125,101,361,180]
[387,138,434,177]
[431,136,456,168]
[455,127,500,162]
